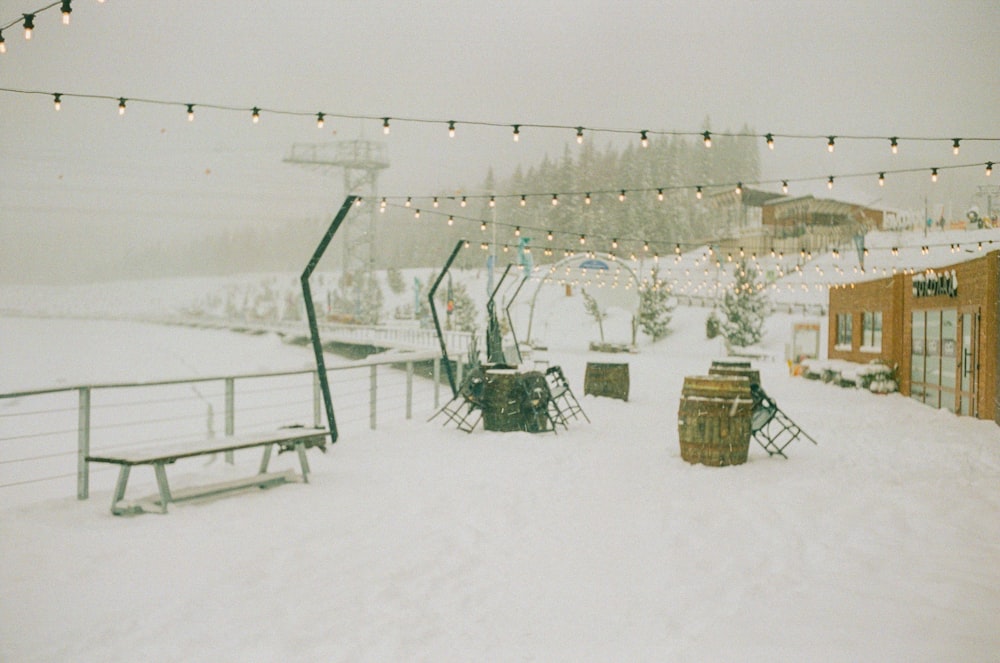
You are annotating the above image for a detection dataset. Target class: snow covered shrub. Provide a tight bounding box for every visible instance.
[720,258,769,347]
[706,309,721,339]
[638,270,675,341]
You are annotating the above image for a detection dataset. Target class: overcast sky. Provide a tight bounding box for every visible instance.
[2,0,998,282]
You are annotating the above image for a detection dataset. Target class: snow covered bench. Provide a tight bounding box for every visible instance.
[86,427,329,515]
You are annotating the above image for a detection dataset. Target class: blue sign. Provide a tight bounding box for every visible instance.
[578,259,610,271]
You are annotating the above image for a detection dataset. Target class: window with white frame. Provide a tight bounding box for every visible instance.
[862,311,883,351]
[836,313,853,349]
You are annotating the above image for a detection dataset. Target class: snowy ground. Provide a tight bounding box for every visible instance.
[2,297,999,661]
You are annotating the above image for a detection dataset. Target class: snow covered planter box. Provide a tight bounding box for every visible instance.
[854,361,898,394]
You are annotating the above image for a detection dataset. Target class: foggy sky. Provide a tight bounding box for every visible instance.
[2,0,998,283]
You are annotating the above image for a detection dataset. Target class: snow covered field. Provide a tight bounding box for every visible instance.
[2,296,999,661]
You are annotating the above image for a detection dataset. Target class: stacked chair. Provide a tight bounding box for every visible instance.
[749,382,818,457]
[544,365,590,429]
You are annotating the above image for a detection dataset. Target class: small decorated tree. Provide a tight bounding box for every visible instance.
[720,258,769,347]
[638,269,675,341]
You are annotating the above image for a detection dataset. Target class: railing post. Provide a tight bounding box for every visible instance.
[224,377,235,464]
[313,371,322,428]
[433,356,441,408]
[369,364,378,430]
[406,361,413,420]
[77,386,90,500]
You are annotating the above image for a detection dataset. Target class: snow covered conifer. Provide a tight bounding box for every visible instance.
[720,258,768,347]
[638,269,675,341]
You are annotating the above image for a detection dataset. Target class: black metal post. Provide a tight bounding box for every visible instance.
[428,240,465,398]
[504,274,529,364]
[301,195,357,443]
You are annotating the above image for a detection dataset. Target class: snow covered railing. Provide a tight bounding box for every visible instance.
[0,350,443,500]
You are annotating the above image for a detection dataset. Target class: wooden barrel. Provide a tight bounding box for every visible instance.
[677,375,753,466]
[708,361,760,388]
[482,369,524,432]
[584,362,630,401]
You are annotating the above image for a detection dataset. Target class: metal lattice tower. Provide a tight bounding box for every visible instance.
[284,141,389,312]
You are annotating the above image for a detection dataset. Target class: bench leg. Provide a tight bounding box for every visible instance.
[296,442,310,484]
[259,443,273,474]
[110,465,131,516]
[153,463,172,514]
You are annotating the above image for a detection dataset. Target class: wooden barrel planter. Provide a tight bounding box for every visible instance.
[584,362,630,401]
[482,369,524,431]
[708,361,760,389]
[677,375,753,466]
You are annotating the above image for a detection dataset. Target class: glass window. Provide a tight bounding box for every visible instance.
[862,311,882,350]
[836,313,853,347]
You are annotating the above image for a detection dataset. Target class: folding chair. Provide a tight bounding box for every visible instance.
[544,365,590,428]
[428,367,487,433]
[750,383,818,458]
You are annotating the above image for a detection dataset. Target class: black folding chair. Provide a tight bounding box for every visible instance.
[517,372,559,434]
[544,366,590,428]
[750,383,817,458]
[428,367,486,433]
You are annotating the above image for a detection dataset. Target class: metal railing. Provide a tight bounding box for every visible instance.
[0,351,442,500]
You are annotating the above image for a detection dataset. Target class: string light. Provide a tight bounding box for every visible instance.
[520,195,526,206]
[547,230,554,241]
[117,97,126,115]
[702,131,712,148]
[460,196,467,207]
[890,137,898,154]
[827,136,836,152]
[611,238,618,249]
[827,175,834,190]
[512,124,520,142]
[0,30,6,54]
[432,197,439,208]
[60,0,72,25]
[576,127,584,144]
[489,195,495,207]
[735,182,743,195]
[53,93,61,111]
[186,103,194,121]
[640,130,648,148]
[448,120,456,138]
[765,133,774,150]
[480,221,487,232]
[413,209,420,219]
[695,186,703,200]
[23,13,35,39]
[952,138,961,155]
[584,192,591,205]
[514,226,521,237]
[448,216,454,226]
[878,172,885,186]
[382,117,390,134]
[316,112,325,128]
[931,167,938,182]
[251,106,260,123]
[551,194,559,206]
[657,188,664,201]
[619,189,626,202]
[988,162,994,176]
[404,196,411,207]
[781,180,788,194]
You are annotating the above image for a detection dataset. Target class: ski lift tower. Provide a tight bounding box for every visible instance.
[284,140,390,309]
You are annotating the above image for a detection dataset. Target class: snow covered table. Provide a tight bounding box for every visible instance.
[85,427,329,515]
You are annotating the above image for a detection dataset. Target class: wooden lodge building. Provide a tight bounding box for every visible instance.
[827,249,999,423]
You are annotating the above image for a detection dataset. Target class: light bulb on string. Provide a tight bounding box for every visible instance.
[827,176,834,190]
[520,195,526,206]
[702,131,712,148]
[576,127,584,144]
[251,107,260,123]
[952,139,960,155]
[23,14,35,39]
[61,1,72,25]
[695,186,703,200]
[448,121,456,138]
[53,93,62,111]
[382,117,390,135]
[489,195,495,208]
[878,172,885,186]
[432,197,439,208]
[186,104,195,121]
[890,137,898,154]
[551,194,559,206]
[781,180,788,194]
[379,198,387,212]
[611,238,618,249]
[584,192,591,205]
[765,133,774,150]
[514,227,521,237]
[118,98,127,116]
[447,216,454,226]
[404,197,411,207]
[640,130,648,148]
[460,196,467,207]
[0,30,6,54]
[413,209,420,219]
[481,221,487,232]
[931,168,939,182]
[735,182,743,195]
[619,190,626,202]
[987,162,993,176]
[547,230,553,241]
[657,189,664,201]
[827,136,836,152]
[316,112,325,129]
[512,124,520,142]
[579,234,586,245]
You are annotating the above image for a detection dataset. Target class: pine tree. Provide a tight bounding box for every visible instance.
[720,258,769,347]
[638,268,675,341]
